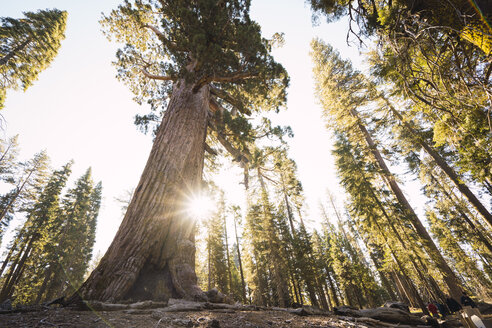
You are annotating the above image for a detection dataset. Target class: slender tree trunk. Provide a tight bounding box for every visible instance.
[316,279,329,310]
[0,167,36,225]
[0,141,13,164]
[35,265,55,304]
[72,80,209,302]
[0,235,21,277]
[321,281,332,310]
[391,271,409,303]
[233,215,246,302]
[0,236,34,302]
[208,230,212,291]
[0,38,31,66]
[350,109,463,300]
[224,215,232,294]
[325,268,340,307]
[387,102,492,229]
[363,185,429,314]
[296,279,304,305]
[280,172,296,235]
[289,272,301,304]
[428,171,492,253]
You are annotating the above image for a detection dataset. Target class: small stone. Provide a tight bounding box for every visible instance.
[171,318,193,327]
[206,319,221,328]
[0,299,12,311]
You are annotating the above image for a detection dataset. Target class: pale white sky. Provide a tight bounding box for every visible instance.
[0,0,403,256]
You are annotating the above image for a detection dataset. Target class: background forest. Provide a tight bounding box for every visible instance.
[0,0,491,319]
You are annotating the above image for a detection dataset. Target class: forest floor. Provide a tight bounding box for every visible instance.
[0,300,472,328]
[1,307,389,328]
[0,307,440,328]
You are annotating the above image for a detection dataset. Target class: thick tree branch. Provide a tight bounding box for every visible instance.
[209,85,251,115]
[208,71,255,83]
[209,97,224,114]
[142,24,165,39]
[194,71,256,92]
[140,68,173,81]
[142,24,183,52]
[204,143,218,156]
[208,120,251,167]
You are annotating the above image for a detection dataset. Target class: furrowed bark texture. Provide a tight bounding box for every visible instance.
[75,80,209,302]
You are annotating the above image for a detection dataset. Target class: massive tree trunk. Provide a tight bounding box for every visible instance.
[73,80,209,302]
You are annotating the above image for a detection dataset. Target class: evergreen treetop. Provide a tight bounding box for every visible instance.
[0,9,67,109]
[101,0,288,134]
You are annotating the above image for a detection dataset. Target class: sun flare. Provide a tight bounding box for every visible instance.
[187,193,215,220]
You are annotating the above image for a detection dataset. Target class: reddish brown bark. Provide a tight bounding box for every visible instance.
[73,80,209,302]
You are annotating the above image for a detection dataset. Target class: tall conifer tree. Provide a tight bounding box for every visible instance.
[0,9,67,108]
[76,0,288,302]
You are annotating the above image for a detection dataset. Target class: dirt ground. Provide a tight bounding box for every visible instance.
[0,307,415,328]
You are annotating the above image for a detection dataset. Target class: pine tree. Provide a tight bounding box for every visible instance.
[0,162,72,304]
[206,190,229,294]
[375,93,492,229]
[36,169,102,303]
[230,205,247,302]
[309,0,492,193]
[0,9,67,109]
[0,135,20,241]
[75,0,288,303]
[311,39,465,300]
[0,151,50,242]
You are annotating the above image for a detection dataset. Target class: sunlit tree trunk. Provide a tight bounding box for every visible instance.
[233,213,247,302]
[386,101,492,229]
[350,109,464,300]
[73,81,209,302]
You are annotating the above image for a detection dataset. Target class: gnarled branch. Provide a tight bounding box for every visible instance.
[194,71,256,92]
[208,120,251,167]
[207,71,255,83]
[205,143,218,156]
[142,24,184,52]
[209,97,224,114]
[209,85,251,115]
[140,68,173,81]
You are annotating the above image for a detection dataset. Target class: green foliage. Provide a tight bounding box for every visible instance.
[1,162,72,304]
[0,163,102,305]
[0,148,51,243]
[101,0,288,136]
[0,9,67,109]
[206,189,229,293]
[309,0,492,187]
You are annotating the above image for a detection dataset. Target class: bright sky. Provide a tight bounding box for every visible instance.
[0,0,370,256]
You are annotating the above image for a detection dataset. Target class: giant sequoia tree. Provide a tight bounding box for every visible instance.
[75,0,287,302]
